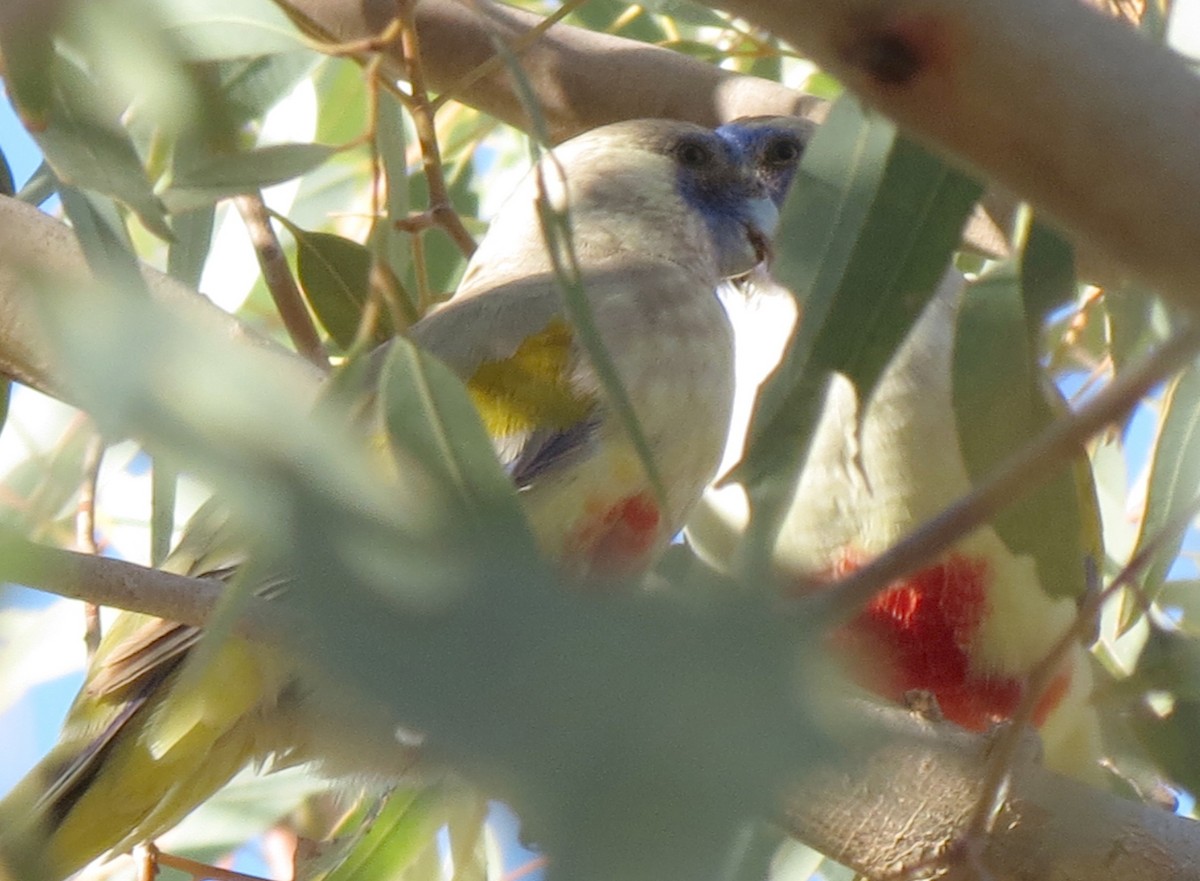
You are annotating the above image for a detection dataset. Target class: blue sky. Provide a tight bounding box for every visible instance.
[1,96,40,194]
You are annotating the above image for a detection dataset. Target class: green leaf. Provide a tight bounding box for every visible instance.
[293,228,390,350]
[161,765,324,865]
[0,3,58,127]
[952,260,1095,599]
[1157,580,1200,634]
[377,338,534,553]
[569,0,668,42]
[155,0,308,60]
[1127,626,1200,795]
[218,52,319,129]
[34,54,172,239]
[150,459,179,569]
[1020,220,1076,339]
[15,162,57,206]
[370,91,419,323]
[304,785,471,881]
[168,207,216,289]
[58,185,150,291]
[164,142,339,211]
[314,56,369,147]
[1133,360,1200,598]
[734,96,982,564]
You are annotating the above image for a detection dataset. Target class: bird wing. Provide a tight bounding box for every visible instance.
[410,274,604,490]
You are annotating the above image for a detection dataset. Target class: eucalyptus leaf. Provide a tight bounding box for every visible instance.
[219,52,320,129]
[167,207,216,289]
[568,0,668,42]
[165,142,339,211]
[34,55,171,239]
[376,338,533,551]
[58,185,150,292]
[952,261,1096,599]
[156,0,308,60]
[1020,220,1076,339]
[1127,626,1200,794]
[1132,361,1200,599]
[734,96,981,565]
[0,2,57,127]
[371,91,419,323]
[1157,580,1200,633]
[292,228,388,350]
[15,162,58,207]
[304,785,461,881]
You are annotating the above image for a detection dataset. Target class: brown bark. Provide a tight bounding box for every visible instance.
[281,0,824,141]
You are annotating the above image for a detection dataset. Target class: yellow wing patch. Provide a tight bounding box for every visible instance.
[467,318,595,437]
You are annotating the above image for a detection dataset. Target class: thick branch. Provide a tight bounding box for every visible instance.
[280,0,823,142]
[0,195,324,405]
[788,702,1200,880]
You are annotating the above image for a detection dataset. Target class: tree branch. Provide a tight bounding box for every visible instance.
[235,192,329,369]
[278,0,822,142]
[0,195,325,407]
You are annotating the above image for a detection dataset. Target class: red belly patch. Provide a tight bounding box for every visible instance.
[825,549,1068,731]
[564,491,663,577]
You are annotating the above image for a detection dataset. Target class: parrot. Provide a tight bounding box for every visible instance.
[688,116,1105,783]
[0,118,777,880]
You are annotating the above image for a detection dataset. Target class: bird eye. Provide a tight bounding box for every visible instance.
[674,139,713,168]
[765,138,802,164]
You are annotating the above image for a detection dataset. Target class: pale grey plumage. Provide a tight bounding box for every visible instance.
[414,119,776,573]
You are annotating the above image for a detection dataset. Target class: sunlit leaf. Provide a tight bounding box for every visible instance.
[303,785,465,881]
[1158,580,1200,634]
[1133,361,1200,598]
[15,162,57,206]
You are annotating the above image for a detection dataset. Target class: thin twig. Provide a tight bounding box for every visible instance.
[315,15,402,57]
[396,0,477,258]
[0,527,244,634]
[818,322,1200,623]
[234,193,329,370]
[76,432,105,657]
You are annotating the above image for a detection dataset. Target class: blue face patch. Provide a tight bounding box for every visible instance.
[669,132,768,274]
[715,122,806,208]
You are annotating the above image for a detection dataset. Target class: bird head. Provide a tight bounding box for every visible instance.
[715,115,817,209]
[461,120,781,292]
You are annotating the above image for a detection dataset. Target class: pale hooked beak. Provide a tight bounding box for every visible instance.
[745,194,779,266]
